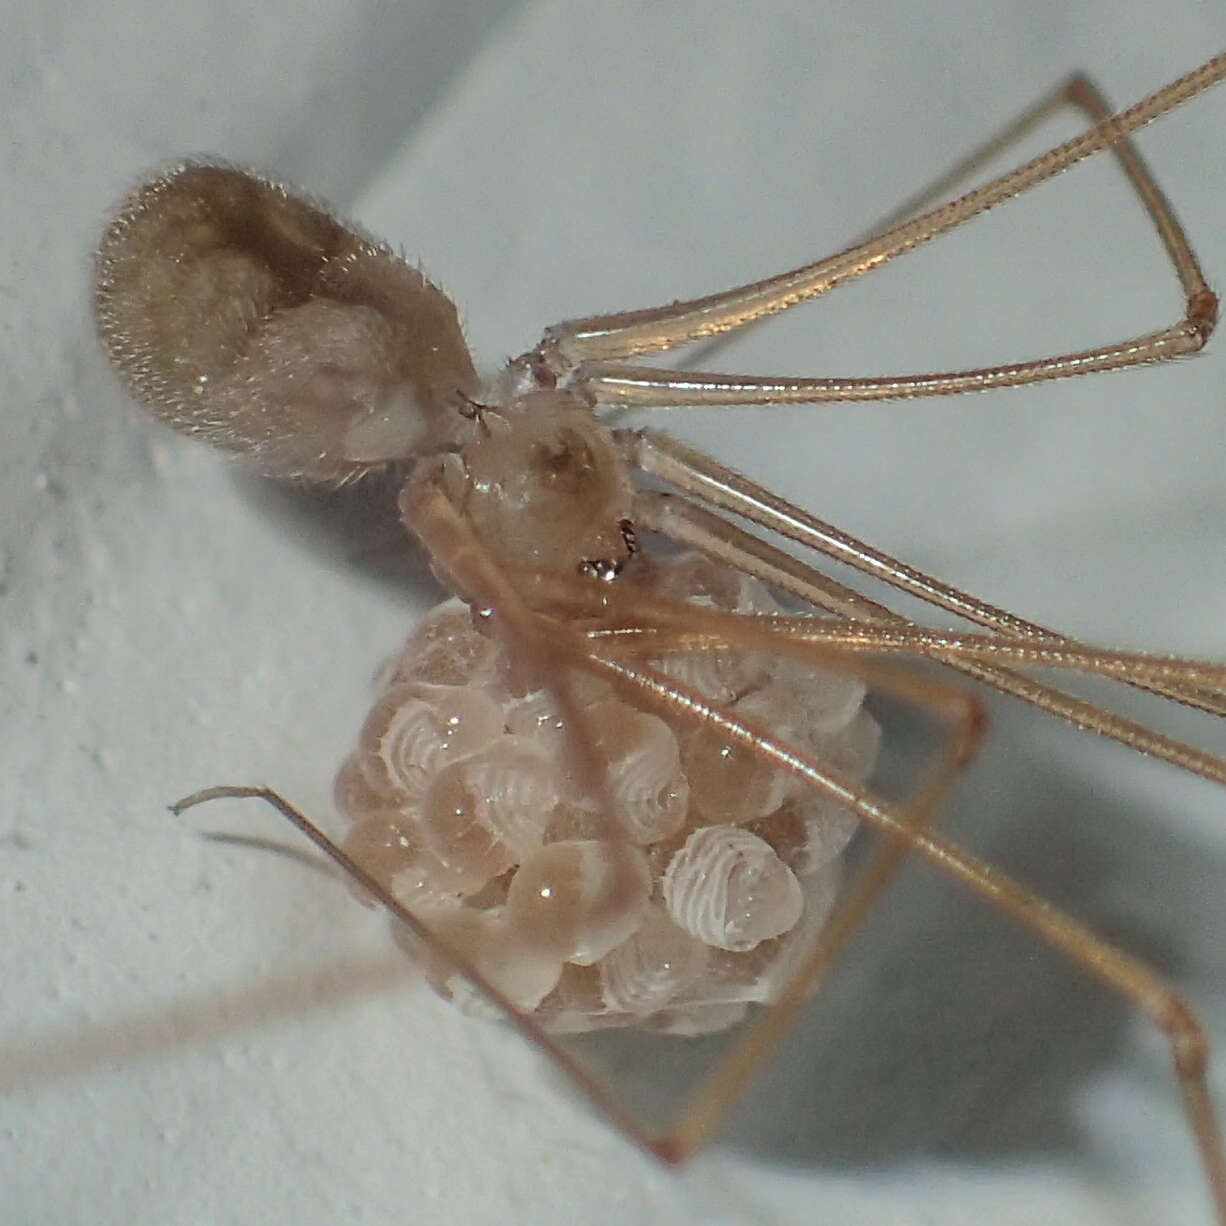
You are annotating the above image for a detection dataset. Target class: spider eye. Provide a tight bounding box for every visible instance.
[579,557,621,582]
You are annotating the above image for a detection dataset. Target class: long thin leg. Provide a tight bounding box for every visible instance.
[401,455,981,807]
[600,647,987,1162]
[622,427,1226,720]
[510,570,995,731]
[622,487,1226,784]
[198,475,994,1163]
[169,647,975,1168]
[399,459,626,822]
[192,476,1225,1214]
[583,649,1226,1219]
[536,53,1224,366]
[574,315,1214,407]
[170,784,662,1163]
[402,469,1226,1197]
[683,69,1206,371]
[505,561,1226,704]
[560,598,1226,694]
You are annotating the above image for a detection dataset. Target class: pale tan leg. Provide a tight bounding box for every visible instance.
[399,459,626,821]
[171,553,989,1170]
[402,465,1226,1201]
[566,60,1222,405]
[170,784,661,1162]
[587,648,987,1163]
[622,427,1226,722]
[626,487,1226,784]
[399,454,983,813]
[399,457,998,1147]
[574,312,1213,406]
[536,53,1224,366]
[178,471,1226,1218]
[515,537,1226,791]
[627,613,1225,697]
[578,649,1226,1220]
[169,458,987,1162]
[681,70,1209,371]
[511,568,1226,693]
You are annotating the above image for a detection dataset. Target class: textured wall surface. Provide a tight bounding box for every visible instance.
[3,3,1226,1224]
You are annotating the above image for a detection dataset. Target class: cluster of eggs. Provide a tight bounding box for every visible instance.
[334,553,878,1035]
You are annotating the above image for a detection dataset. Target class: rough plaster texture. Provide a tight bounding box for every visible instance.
[3,2,1226,1224]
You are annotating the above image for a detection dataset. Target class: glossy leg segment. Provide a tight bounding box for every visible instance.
[539,53,1224,365]
[170,784,662,1162]
[679,69,1213,371]
[575,315,1214,407]
[629,486,1226,785]
[177,490,989,1167]
[622,426,1226,722]
[512,570,1226,692]
[398,459,624,822]
[178,454,1226,1219]
[572,653,1226,1220]
[564,60,1222,409]
[401,463,1225,1209]
[504,570,1226,762]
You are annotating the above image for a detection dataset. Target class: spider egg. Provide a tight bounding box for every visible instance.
[505,839,652,965]
[418,737,556,893]
[566,699,689,844]
[599,905,711,1015]
[357,682,506,804]
[336,550,878,1033]
[662,825,804,952]
[385,598,499,689]
[682,687,804,824]
[405,906,564,1015]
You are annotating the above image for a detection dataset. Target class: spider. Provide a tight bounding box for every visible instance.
[89,32,1226,1225]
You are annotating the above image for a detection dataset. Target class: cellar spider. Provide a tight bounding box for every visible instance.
[90,40,1226,1225]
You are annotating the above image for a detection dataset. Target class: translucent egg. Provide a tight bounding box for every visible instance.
[338,550,873,1033]
[418,737,557,893]
[599,906,711,1015]
[340,813,468,912]
[567,699,689,843]
[338,812,420,894]
[670,859,843,1010]
[386,598,499,688]
[749,795,859,877]
[651,551,780,615]
[823,708,882,781]
[651,604,775,706]
[333,751,390,824]
[357,681,506,802]
[505,839,652,964]
[662,825,803,951]
[682,687,803,824]
[405,906,564,1014]
[794,668,869,738]
[535,964,636,1034]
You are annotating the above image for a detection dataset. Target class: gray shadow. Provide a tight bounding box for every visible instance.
[553,699,1224,1171]
[728,708,1220,1166]
[211,457,1225,1176]
[229,466,438,598]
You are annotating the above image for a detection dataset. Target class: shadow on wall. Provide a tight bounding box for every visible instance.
[554,699,1220,1170]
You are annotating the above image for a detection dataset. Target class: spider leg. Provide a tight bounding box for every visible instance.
[572,653,1225,1218]
[511,567,1226,695]
[681,68,1213,370]
[170,784,657,1159]
[535,54,1225,366]
[623,427,1226,729]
